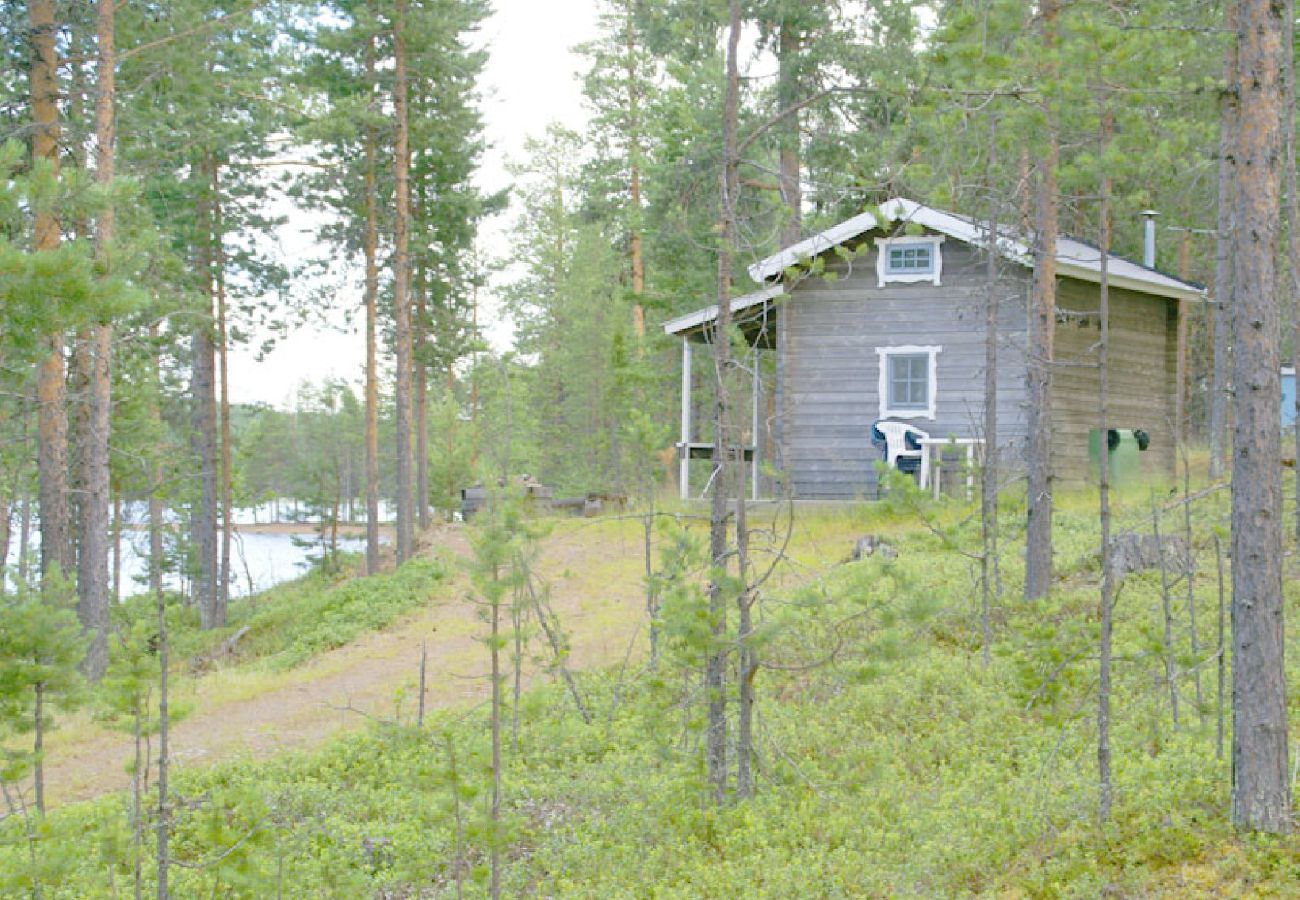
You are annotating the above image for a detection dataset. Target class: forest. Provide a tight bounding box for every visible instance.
[2,0,1300,896]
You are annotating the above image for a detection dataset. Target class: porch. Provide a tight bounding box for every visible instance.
[662,286,782,501]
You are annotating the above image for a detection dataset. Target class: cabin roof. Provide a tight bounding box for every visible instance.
[663,198,1205,340]
[746,197,1205,303]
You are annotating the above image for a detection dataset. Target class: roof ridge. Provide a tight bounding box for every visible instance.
[747,197,1204,299]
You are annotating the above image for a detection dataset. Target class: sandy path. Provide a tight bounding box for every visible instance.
[43,520,649,808]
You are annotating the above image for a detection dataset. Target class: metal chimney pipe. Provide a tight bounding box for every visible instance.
[1141,210,1159,268]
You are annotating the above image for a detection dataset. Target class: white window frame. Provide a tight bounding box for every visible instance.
[875,235,944,286]
[876,345,941,420]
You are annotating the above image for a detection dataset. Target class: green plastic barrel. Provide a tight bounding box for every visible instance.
[1088,428,1145,485]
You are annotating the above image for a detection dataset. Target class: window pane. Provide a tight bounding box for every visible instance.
[886,242,934,275]
[888,354,929,409]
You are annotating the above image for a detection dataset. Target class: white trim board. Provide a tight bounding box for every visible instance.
[876,345,941,421]
[875,235,944,286]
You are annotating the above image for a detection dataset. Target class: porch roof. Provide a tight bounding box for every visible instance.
[661,284,784,346]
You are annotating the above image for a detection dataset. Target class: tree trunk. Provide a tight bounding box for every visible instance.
[776,22,802,252]
[1023,0,1059,601]
[981,117,1000,668]
[113,489,122,603]
[191,159,220,628]
[392,0,415,565]
[213,166,232,618]
[363,23,381,575]
[76,0,117,680]
[626,2,645,339]
[1096,106,1114,822]
[1285,0,1300,544]
[489,566,502,900]
[773,17,802,491]
[33,680,45,815]
[705,0,742,807]
[132,691,142,900]
[470,258,480,470]
[149,327,165,601]
[18,494,31,585]
[1229,0,1290,834]
[155,528,170,899]
[29,0,71,583]
[1210,0,1239,480]
[0,493,10,595]
[415,279,430,531]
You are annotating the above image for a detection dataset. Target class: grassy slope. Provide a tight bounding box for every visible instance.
[16,551,450,803]
[7,485,1300,897]
[138,553,449,672]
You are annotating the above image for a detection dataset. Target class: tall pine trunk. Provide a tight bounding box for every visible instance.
[1096,107,1114,821]
[363,23,381,575]
[0,493,10,595]
[213,167,232,615]
[705,0,742,806]
[415,278,430,530]
[148,327,165,601]
[392,0,415,564]
[29,0,71,582]
[75,0,116,680]
[1229,0,1290,834]
[625,2,645,339]
[774,16,801,494]
[1023,0,1059,601]
[191,159,220,629]
[1284,0,1300,544]
[1210,0,1239,480]
[981,117,1000,667]
[155,516,170,899]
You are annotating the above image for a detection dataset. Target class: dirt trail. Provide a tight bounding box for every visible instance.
[44,520,649,807]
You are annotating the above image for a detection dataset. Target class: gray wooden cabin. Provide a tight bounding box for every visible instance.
[663,198,1204,501]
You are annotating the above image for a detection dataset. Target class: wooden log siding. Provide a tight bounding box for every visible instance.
[782,237,1032,499]
[1051,278,1179,483]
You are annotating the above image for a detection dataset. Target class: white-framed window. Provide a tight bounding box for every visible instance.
[875,235,944,286]
[876,345,941,420]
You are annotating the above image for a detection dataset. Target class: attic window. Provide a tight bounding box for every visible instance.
[876,236,944,286]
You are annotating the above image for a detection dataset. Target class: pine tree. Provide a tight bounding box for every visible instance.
[1228,0,1290,834]
[28,0,71,584]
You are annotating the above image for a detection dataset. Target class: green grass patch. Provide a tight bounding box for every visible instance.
[121,555,449,672]
[10,488,1300,897]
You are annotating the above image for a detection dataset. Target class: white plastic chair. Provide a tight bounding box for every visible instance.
[871,420,930,475]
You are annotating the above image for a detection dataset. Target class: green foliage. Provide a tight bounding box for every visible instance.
[97,616,159,739]
[0,571,86,784]
[8,496,1300,896]
[119,557,448,673]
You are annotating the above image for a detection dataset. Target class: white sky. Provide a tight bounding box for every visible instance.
[227,0,602,408]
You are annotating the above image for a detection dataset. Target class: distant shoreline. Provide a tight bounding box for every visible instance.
[123,522,396,538]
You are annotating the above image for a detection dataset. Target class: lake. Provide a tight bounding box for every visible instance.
[4,505,378,601]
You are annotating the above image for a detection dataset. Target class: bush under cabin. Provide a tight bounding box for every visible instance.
[664,198,1205,501]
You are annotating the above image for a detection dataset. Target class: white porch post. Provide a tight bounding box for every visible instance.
[679,338,692,500]
[751,354,760,502]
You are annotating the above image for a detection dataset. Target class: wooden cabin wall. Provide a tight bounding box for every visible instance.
[1051,279,1179,484]
[782,236,1031,499]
